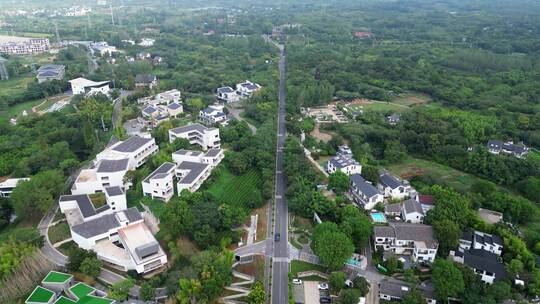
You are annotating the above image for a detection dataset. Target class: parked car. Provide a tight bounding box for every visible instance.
[292,279,302,285]
[274,233,281,242]
[318,282,329,290]
[320,297,331,303]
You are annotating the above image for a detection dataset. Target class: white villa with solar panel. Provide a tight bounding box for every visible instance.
[26,271,115,304]
[168,123,221,150]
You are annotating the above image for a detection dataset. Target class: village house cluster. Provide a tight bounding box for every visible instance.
[216,80,262,103]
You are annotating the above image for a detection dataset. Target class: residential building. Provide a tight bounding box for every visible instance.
[199,104,228,126]
[379,278,436,304]
[69,77,111,96]
[401,199,425,223]
[41,271,73,293]
[450,249,506,284]
[0,177,30,197]
[459,230,503,256]
[373,222,438,263]
[384,203,402,217]
[135,74,158,89]
[236,80,262,98]
[138,38,155,47]
[36,64,65,83]
[136,51,151,60]
[350,174,383,210]
[142,162,176,202]
[337,145,352,155]
[326,153,362,176]
[216,86,240,103]
[173,148,224,195]
[155,89,181,105]
[169,123,221,150]
[96,135,159,170]
[72,136,158,195]
[0,36,50,55]
[64,6,91,16]
[387,113,401,125]
[415,194,435,214]
[379,173,414,200]
[486,140,529,158]
[90,41,117,56]
[141,102,183,127]
[152,56,163,66]
[59,189,167,274]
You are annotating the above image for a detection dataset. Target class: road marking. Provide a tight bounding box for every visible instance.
[273,257,290,262]
[275,195,282,199]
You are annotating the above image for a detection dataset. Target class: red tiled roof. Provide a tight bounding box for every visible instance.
[418,195,435,205]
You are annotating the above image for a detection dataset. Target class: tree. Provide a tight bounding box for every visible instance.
[507,259,524,277]
[79,257,102,278]
[432,259,464,301]
[108,278,135,301]
[177,278,202,304]
[67,248,96,272]
[329,171,350,194]
[338,288,361,304]
[402,289,426,304]
[10,170,63,219]
[433,219,460,256]
[352,276,370,296]
[339,212,372,249]
[386,255,399,274]
[329,271,346,294]
[139,282,156,301]
[362,165,380,184]
[312,222,354,270]
[247,281,266,304]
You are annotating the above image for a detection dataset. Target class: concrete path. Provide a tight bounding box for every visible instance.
[303,148,329,177]
[53,238,73,248]
[228,107,257,134]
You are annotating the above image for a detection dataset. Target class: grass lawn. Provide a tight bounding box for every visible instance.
[392,92,432,106]
[57,241,77,256]
[345,102,408,114]
[0,75,33,96]
[48,222,71,244]
[252,204,268,241]
[290,260,327,277]
[386,156,484,193]
[207,167,262,208]
[0,98,40,120]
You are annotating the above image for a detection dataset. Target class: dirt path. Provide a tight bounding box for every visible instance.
[310,123,332,142]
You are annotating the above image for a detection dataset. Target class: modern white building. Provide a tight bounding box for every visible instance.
[96,135,159,170]
[169,123,221,150]
[69,77,111,96]
[172,148,224,195]
[72,136,158,195]
[0,36,50,55]
[199,104,228,126]
[486,140,529,158]
[450,249,506,284]
[236,80,262,98]
[379,173,414,200]
[90,41,117,56]
[142,162,176,202]
[138,89,181,106]
[0,177,30,197]
[373,222,438,263]
[138,38,155,47]
[59,188,167,274]
[349,174,383,210]
[216,86,240,103]
[327,153,362,176]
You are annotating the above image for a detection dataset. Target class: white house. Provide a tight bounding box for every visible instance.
[172,148,224,195]
[142,103,183,127]
[96,135,159,170]
[349,174,383,210]
[401,199,425,223]
[138,38,155,47]
[379,279,437,304]
[90,41,117,56]
[0,177,30,197]
[327,154,362,176]
[59,188,167,274]
[199,104,228,126]
[373,222,438,263]
[379,173,414,200]
[69,77,111,96]
[142,162,176,202]
[459,230,503,256]
[36,64,65,83]
[216,86,241,103]
[236,80,262,98]
[135,74,158,89]
[486,140,529,158]
[169,123,221,150]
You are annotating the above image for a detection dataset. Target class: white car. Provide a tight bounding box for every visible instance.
[292,279,302,285]
[318,282,329,290]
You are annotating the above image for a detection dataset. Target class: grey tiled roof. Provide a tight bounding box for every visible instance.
[217,86,234,93]
[168,102,182,110]
[71,213,120,238]
[177,161,209,184]
[402,199,424,215]
[96,158,129,173]
[380,173,402,189]
[135,74,157,83]
[350,174,380,198]
[135,242,160,259]
[205,148,221,157]
[143,162,175,183]
[105,186,124,197]
[329,154,359,169]
[374,222,437,248]
[173,149,203,156]
[60,194,97,218]
[112,136,153,153]
[463,249,507,279]
[384,203,402,214]
[170,123,209,134]
[124,207,143,222]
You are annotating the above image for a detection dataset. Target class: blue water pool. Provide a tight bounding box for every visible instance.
[370,212,387,223]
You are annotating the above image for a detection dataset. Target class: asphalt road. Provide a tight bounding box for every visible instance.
[271,42,290,304]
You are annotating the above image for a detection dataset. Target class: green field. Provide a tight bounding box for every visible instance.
[0,98,40,120]
[392,92,432,106]
[290,260,327,277]
[386,156,485,193]
[0,75,33,96]
[345,101,408,114]
[48,222,71,244]
[207,167,262,207]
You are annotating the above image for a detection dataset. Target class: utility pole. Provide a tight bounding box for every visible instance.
[109,3,115,26]
[54,21,61,44]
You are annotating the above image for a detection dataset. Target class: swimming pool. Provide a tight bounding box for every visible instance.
[370,212,387,223]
